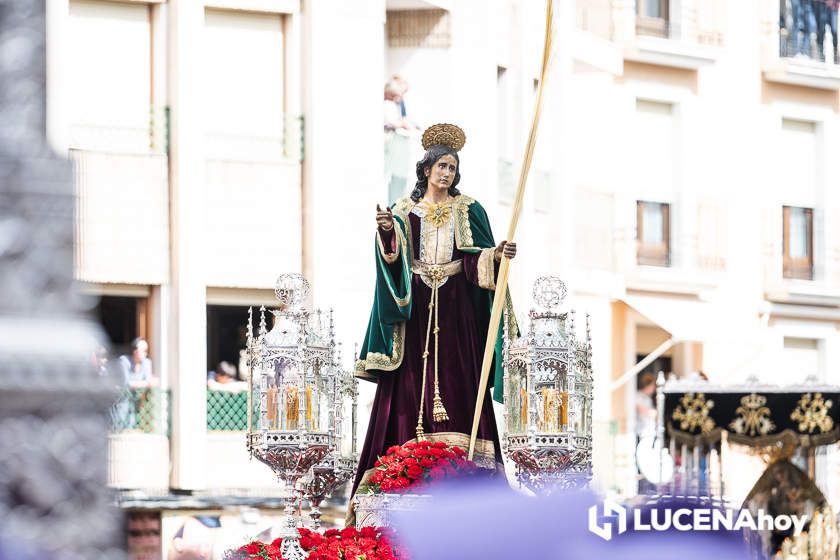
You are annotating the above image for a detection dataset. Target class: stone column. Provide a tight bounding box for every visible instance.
[167,0,208,491]
[0,0,123,558]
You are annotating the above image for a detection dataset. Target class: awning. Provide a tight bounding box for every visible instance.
[610,295,718,391]
[622,294,718,343]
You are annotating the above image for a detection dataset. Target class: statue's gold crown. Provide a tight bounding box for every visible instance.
[421,123,466,152]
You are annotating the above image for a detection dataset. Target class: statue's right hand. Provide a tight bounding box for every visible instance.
[376,204,394,232]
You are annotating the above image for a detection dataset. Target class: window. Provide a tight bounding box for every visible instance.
[68,0,153,152]
[636,201,670,266]
[783,206,813,280]
[204,9,287,161]
[636,0,669,37]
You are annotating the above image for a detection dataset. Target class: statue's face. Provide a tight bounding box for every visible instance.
[425,153,457,192]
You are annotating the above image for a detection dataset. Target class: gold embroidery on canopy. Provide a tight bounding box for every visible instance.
[672,392,716,434]
[791,392,834,434]
[729,393,775,436]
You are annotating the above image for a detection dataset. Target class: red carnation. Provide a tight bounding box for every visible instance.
[404,442,418,449]
[419,458,434,468]
[359,526,379,539]
[263,543,281,558]
[403,457,418,466]
[241,542,262,555]
[429,466,445,480]
[395,447,411,458]
[406,464,423,479]
[432,441,448,448]
[324,528,340,538]
[451,446,466,456]
[387,445,400,454]
[340,526,358,539]
[371,469,386,484]
[428,447,444,457]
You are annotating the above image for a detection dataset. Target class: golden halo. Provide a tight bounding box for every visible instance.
[421,123,466,152]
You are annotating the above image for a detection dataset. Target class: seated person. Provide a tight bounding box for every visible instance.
[207,361,247,392]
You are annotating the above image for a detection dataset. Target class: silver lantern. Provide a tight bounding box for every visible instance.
[502,276,594,493]
[246,273,334,560]
[300,344,359,529]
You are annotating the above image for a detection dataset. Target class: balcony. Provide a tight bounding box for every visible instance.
[598,0,725,70]
[203,115,303,289]
[107,387,170,490]
[763,1,840,89]
[72,149,170,285]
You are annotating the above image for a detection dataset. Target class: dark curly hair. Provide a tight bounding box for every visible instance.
[409,144,461,202]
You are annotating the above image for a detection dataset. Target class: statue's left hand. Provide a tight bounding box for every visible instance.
[494,241,517,262]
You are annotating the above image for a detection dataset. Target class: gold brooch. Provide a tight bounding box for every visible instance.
[423,201,452,228]
[421,123,466,152]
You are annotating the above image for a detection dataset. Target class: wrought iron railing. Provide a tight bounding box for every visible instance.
[108,387,170,435]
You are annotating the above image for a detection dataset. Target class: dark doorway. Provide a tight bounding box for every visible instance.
[206,305,254,378]
[95,295,145,357]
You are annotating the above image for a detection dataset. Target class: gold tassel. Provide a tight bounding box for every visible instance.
[433,392,449,422]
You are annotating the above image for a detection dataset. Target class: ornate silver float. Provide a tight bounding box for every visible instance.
[502,276,594,493]
[245,274,334,560]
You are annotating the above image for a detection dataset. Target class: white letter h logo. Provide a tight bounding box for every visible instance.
[588,500,627,541]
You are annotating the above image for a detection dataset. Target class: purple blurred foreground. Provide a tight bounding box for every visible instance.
[391,480,749,559]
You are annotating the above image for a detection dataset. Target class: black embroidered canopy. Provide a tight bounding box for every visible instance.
[662,384,840,448]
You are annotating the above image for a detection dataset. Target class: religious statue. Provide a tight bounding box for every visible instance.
[351,123,518,505]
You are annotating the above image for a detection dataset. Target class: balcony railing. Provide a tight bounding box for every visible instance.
[635,17,724,46]
[106,388,258,433]
[108,387,170,435]
[69,106,169,155]
[207,389,249,431]
[205,115,304,163]
[779,1,840,64]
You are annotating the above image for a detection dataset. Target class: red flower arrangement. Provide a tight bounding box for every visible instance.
[236,540,282,559]
[235,526,408,560]
[364,440,479,494]
[296,526,408,560]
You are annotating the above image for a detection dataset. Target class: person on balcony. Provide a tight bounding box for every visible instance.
[816,0,839,63]
[790,0,818,57]
[207,361,247,392]
[113,337,157,431]
[350,124,518,522]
